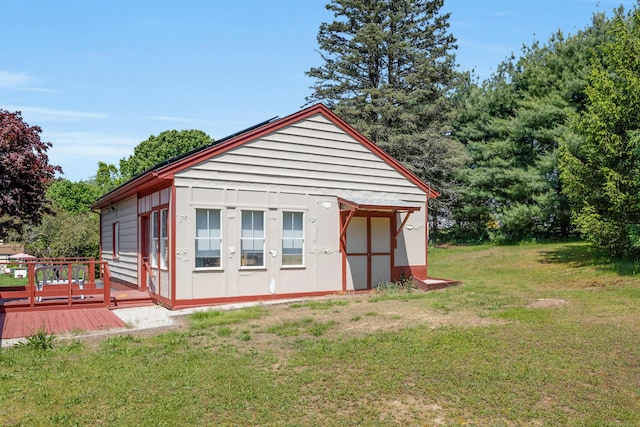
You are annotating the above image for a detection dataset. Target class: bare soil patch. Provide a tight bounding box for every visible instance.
[527,298,568,308]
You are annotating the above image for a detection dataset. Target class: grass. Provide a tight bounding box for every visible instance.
[1,241,639,425]
[0,271,28,287]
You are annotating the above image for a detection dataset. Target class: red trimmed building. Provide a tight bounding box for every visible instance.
[92,104,438,309]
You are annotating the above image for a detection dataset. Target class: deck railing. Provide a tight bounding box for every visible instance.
[0,258,112,312]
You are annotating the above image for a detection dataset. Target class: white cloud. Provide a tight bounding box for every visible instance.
[45,131,138,158]
[147,114,217,127]
[43,131,141,180]
[0,70,33,88]
[0,70,51,91]
[4,105,107,122]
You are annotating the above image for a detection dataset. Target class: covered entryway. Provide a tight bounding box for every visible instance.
[339,198,422,291]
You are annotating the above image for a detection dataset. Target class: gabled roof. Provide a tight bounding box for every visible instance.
[0,243,24,256]
[92,103,438,209]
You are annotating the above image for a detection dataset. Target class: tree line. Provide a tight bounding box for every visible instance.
[1,0,639,259]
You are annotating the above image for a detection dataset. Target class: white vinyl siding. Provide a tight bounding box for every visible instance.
[195,209,222,268]
[241,210,265,268]
[282,211,303,266]
[176,114,425,199]
[100,196,139,286]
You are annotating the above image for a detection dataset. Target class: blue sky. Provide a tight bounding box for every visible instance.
[1,0,635,181]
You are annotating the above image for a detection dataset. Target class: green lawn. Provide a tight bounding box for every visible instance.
[1,241,639,426]
[0,270,28,287]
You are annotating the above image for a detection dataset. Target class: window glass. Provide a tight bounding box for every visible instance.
[195,209,222,268]
[150,211,159,268]
[160,208,168,270]
[241,210,265,267]
[282,211,304,266]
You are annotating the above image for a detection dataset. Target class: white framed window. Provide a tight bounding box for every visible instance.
[241,210,265,267]
[150,211,159,268]
[195,209,222,269]
[113,222,120,258]
[282,211,304,266]
[160,208,168,270]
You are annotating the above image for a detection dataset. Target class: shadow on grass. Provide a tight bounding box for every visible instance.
[540,242,640,276]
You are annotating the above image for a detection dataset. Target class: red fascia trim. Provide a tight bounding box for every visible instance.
[154,104,439,199]
[92,172,164,210]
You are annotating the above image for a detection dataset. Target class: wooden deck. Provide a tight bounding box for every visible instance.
[0,288,154,341]
[0,308,127,340]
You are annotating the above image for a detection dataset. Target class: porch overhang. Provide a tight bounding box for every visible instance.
[338,197,422,213]
[338,197,422,239]
[338,197,424,292]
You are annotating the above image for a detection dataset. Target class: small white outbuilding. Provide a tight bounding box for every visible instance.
[92,104,438,309]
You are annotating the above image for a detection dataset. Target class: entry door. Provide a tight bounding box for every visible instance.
[345,215,392,290]
[139,215,155,293]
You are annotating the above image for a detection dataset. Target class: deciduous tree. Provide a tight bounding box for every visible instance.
[0,109,61,238]
[119,129,213,181]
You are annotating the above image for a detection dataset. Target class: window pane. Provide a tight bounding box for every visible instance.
[151,239,158,268]
[161,209,168,238]
[151,211,159,238]
[241,211,253,237]
[293,212,303,232]
[283,212,292,231]
[210,210,221,238]
[196,256,221,268]
[196,210,208,237]
[254,212,264,237]
[160,238,168,269]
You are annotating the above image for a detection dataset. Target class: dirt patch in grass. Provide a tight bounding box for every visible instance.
[527,298,569,308]
[167,292,504,358]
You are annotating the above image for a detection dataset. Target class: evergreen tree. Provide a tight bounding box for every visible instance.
[560,7,640,258]
[453,13,613,242]
[307,0,468,236]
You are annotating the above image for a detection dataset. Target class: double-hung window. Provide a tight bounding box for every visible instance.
[160,208,168,270]
[282,211,304,266]
[149,208,168,270]
[241,210,265,267]
[195,209,222,268]
[150,211,159,268]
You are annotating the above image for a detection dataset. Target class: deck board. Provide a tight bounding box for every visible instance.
[0,308,127,340]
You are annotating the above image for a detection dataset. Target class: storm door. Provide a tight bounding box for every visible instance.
[345,214,392,290]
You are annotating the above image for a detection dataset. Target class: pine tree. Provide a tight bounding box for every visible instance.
[560,7,640,258]
[452,13,614,242]
[307,0,468,236]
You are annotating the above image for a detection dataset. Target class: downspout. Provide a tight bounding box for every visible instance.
[425,183,430,279]
[170,183,177,309]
